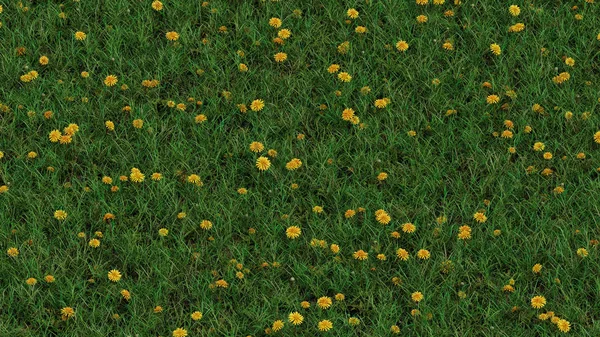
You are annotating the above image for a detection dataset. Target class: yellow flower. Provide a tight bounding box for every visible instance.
[108,269,122,282]
[272,320,284,332]
[288,312,304,325]
[509,5,520,16]
[120,289,131,300]
[166,31,180,41]
[158,228,168,237]
[74,31,87,40]
[61,307,75,320]
[417,249,430,260]
[274,52,287,62]
[200,220,213,230]
[286,226,301,239]
[172,328,188,337]
[353,249,368,260]
[473,212,487,223]
[286,158,302,170]
[594,131,600,144]
[151,0,163,10]
[531,296,546,309]
[45,275,55,283]
[565,57,575,67]
[396,40,409,52]
[557,319,571,333]
[26,277,37,286]
[104,75,118,86]
[250,99,265,111]
[577,248,588,258]
[375,209,391,224]
[411,291,424,302]
[215,279,228,288]
[347,8,359,19]
[337,72,352,82]
[249,141,264,153]
[269,17,282,28]
[49,130,61,143]
[318,320,333,332]
[187,174,202,185]
[89,239,100,248]
[39,55,49,65]
[396,248,409,261]
[256,156,271,171]
[317,296,332,309]
[486,95,500,104]
[327,64,340,73]
[191,311,203,320]
[416,15,428,23]
[278,29,291,39]
[402,222,416,233]
[532,264,542,274]
[54,210,67,221]
[490,43,501,55]
[130,168,145,183]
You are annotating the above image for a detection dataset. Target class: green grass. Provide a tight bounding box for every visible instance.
[1,0,600,336]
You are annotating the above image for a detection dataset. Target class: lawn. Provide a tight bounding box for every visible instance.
[1,0,600,336]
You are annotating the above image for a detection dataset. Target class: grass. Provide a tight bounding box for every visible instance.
[1,0,600,336]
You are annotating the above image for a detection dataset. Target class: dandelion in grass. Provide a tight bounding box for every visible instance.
[286,226,301,239]
[318,320,333,332]
[531,296,546,309]
[108,269,122,282]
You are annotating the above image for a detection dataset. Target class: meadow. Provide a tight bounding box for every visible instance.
[1,0,600,336]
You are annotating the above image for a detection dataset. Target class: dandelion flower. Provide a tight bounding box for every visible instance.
[130,168,145,183]
[286,226,301,239]
[256,156,271,171]
[594,131,600,144]
[172,328,187,337]
[473,212,487,223]
[417,249,430,259]
[74,31,87,40]
[353,249,368,260]
[411,291,424,303]
[557,319,571,333]
[104,75,118,87]
[200,220,213,230]
[318,320,333,332]
[272,320,284,332]
[250,99,265,111]
[191,311,203,320]
[249,142,264,153]
[166,31,180,41]
[396,248,410,261]
[269,17,282,28]
[61,307,75,320]
[509,5,520,16]
[347,8,359,19]
[288,312,304,325]
[396,40,409,52]
[151,0,163,10]
[54,210,67,221]
[7,247,19,257]
[338,72,352,82]
[490,43,501,56]
[274,52,287,62]
[486,95,500,104]
[531,296,546,309]
[317,296,332,309]
[108,269,122,282]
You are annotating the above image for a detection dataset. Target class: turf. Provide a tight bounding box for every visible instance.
[1,0,600,336]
